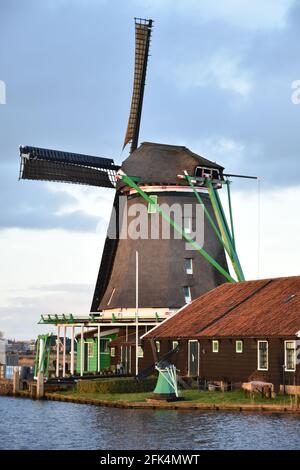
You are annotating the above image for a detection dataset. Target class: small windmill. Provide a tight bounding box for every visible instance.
[19,18,250,316]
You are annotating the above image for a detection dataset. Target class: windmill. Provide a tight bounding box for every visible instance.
[19,18,248,331]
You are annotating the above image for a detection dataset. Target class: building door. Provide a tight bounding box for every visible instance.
[84,342,89,371]
[188,340,199,376]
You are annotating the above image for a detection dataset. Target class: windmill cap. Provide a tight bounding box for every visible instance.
[119,141,224,187]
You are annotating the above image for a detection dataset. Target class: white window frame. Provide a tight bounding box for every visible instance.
[212,340,219,353]
[183,286,192,304]
[110,346,116,358]
[172,341,179,350]
[155,340,160,353]
[284,340,296,372]
[236,340,243,353]
[185,258,193,275]
[257,340,268,371]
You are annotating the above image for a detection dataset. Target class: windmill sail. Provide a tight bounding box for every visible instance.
[19,145,120,188]
[123,18,153,153]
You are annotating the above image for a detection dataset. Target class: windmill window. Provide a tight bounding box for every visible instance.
[183,217,192,234]
[236,340,243,353]
[285,341,296,371]
[172,341,179,350]
[183,286,192,304]
[195,166,220,180]
[155,341,161,353]
[257,340,268,370]
[212,169,220,180]
[212,340,219,353]
[147,195,158,214]
[185,258,193,275]
[195,167,202,177]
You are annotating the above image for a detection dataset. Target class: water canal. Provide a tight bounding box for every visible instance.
[0,396,299,450]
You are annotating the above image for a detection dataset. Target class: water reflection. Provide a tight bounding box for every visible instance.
[0,397,299,450]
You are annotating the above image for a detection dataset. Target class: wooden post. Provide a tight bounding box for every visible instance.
[13,368,20,395]
[70,326,75,375]
[80,325,84,377]
[135,251,139,376]
[125,325,128,373]
[63,325,66,378]
[97,324,101,373]
[36,372,44,399]
[56,325,60,377]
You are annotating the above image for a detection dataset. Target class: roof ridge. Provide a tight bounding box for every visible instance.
[196,279,273,335]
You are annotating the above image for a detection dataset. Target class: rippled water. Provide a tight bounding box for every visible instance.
[0,396,300,450]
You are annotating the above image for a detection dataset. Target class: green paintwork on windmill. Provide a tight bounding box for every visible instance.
[121,172,236,283]
[154,370,176,395]
[76,333,117,373]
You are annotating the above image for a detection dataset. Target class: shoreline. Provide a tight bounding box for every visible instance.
[2,391,300,414]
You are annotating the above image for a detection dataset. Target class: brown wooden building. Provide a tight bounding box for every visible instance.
[142,276,300,393]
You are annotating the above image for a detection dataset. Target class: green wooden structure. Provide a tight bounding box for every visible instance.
[119,171,244,284]
[34,333,52,379]
[153,364,179,399]
[76,333,117,374]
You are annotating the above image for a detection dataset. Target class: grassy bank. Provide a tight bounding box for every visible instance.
[56,389,298,406]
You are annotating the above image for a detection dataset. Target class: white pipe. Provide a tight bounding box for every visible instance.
[70,326,75,375]
[125,325,128,373]
[97,324,100,373]
[135,250,139,376]
[56,325,60,377]
[80,325,84,377]
[63,326,66,378]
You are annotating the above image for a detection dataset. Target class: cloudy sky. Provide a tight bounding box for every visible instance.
[0,0,300,339]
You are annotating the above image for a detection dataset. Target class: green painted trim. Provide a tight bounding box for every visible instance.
[206,180,244,282]
[121,173,235,283]
[185,174,231,257]
[225,180,236,250]
[34,334,52,378]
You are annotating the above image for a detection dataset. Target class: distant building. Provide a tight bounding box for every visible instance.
[143,276,300,394]
[0,332,6,365]
[6,339,36,355]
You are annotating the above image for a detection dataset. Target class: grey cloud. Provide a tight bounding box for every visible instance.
[0,285,93,339]
[0,162,107,231]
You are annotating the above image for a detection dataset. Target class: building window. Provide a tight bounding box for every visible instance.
[285,341,296,371]
[172,341,179,350]
[87,342,94,357]
[183,286,192,304]
[110,347,116,357]
[155,341,160,353]
[257,340,268,370]
[236,340,243,353]
[212,340,219,353]
[138,346,144,358]
[147,195,158,214]
[185,258,193,275]
[100,339,110,353]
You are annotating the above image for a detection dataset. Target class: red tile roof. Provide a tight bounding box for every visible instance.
[143,276,300,339]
